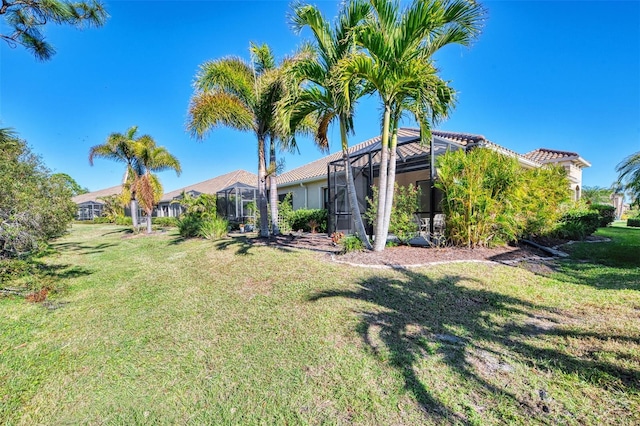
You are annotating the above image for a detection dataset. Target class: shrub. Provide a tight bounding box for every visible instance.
[289,209,328,233]
[553,208,600,240]
[627,218,640,227]
[198,216,228,240]
[153,217,178,227]
[114,216,133,226]
[91,217,113,224]
[0,136,76,258]
[590,203,616,227]
[177,215,203,238]
[341,234,364,253]
[519,165,571,237]
[366,184,420,244]
[435,148,522,247]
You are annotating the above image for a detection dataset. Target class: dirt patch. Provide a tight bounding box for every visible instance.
[248,233,551,267]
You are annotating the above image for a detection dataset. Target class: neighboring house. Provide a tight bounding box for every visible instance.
[276,128,591,234]
[156,169,258,218]
[72,185,122,220]
[522,148,591,201]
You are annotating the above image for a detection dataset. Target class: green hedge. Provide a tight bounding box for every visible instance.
[287,209,328,233]
[152,217,178,227]
[590,203,616,227]
[627,218,640,228]
[553,209,600,240]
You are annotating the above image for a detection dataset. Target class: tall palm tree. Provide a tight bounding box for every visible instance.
[340,0,484,251]
[187,43,287,237]
[285,0,374,249]
[616,151,640,208]
[89,126,143,227]
[133,137,182,234]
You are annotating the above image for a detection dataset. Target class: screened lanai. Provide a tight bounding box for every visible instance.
[216,182,258,223]
[327,134,466,235]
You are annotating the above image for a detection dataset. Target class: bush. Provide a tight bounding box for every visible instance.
[627,218,640,227]
[0,135,76,258]
[341,234,364,253]
[153,217,178,227]
[177,215,203,238]
[198,216,228,240]
[91,217,113,224]
[590,203,616,227]
[435,148,522,247]
[365,184,420,244]
[288,209,328,233]
[114,216,133,226]
[520,165,571,237]
[553,208,600,240]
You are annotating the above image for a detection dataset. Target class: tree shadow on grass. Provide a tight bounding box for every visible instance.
[308,266,639,423]
[50,241,117,255]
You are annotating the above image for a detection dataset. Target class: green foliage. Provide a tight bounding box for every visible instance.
[51,173,89,196]
[582,186,612,205]
[97,194,125,221]
[288,209,328,233]
[0,0,108,60]
[0,133,76,258]
[341,234,364,253]
[275,193,294,233]
[553,207,600,240]
[152,217,178,227]
[590,203,616,227]
[198,217,229,240]
[114,216,132,226]
[519,165,571,237]
[176,193,227,239]
[435,148,522,247]
[627,218,640,227]
[366,184,421,244]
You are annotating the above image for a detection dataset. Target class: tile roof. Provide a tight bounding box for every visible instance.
[72,185,123,204]
[523,148,580,163]
[277,128,514,185]
[160,169,257,202]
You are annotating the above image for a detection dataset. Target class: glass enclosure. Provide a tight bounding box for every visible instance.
[216,182,258,223]
[327,135,464,235]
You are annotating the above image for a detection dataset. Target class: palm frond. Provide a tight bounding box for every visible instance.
[187,91,255,139]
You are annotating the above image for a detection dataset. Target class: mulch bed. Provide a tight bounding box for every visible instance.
[247,232,554,267]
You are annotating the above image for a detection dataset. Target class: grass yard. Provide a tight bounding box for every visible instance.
[1,224,639,425]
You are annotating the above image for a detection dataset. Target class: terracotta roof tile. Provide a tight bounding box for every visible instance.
[523,148,580,163]
[160,169,257,202]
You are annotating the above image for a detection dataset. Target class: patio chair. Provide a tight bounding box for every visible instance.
[414,214,429,236]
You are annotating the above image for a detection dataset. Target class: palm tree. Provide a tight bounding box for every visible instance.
[90,126,181,232]
[187,43,289,237]
[616,151,640,208]
[89,126,142,227]
[340,0,484,251]
[284,0,374,249]
[133,137,181,234]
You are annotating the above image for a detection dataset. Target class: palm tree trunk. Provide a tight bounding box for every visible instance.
[257,135,269,237]
[146,209,152,234]
[130,193,138,229]
[373,105,391,251]
[340,117,372,250]
[268,136,280,235]
[381,124,399,245]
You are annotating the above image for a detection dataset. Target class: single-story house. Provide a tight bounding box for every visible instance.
[72,185,123,220]
[156,169,258,218]
[276,128,591,234]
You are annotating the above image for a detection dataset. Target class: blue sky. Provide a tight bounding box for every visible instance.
[1,0,639,193]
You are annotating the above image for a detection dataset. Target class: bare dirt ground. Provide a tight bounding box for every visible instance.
[249,232,554,267]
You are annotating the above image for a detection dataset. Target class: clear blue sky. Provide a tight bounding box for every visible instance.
[1,0,639,193]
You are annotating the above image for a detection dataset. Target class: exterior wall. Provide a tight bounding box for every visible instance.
[557,161,584,201]
[278,180,327,210]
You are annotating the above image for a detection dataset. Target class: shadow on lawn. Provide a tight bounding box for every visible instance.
[51,241,117,255]
[308,267,639,423]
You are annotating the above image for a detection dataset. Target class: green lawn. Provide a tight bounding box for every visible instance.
[1,224,639,425]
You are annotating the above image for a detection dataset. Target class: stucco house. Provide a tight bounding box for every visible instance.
[276,128,590,234]
[72,185,123,220]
